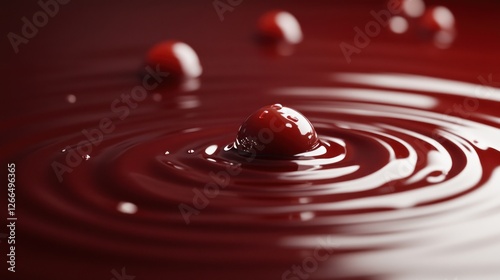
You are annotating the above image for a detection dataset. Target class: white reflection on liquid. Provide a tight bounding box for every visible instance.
[332,73,500,102]
[66,94,77,104]
[389,16,409,34]
[403,0,425,18]
[172,42,203,78]
[176,95,201,109]
[275,87,437,108]
[204,144,218,156]
[433,6,455,30]
[275,11,303,44]
[280,167,500,279]
[272,73,500,278]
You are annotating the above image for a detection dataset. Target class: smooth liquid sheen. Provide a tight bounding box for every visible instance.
[1,1,500,279]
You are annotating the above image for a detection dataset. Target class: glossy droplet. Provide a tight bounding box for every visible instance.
[403,0,425,18]
[66,94,77,104]
[389,16,409,34]
[187,149,195,154]
[83,154,91,160]
[117,202,137,214]
[437,14,455,30]
[419,6,456,49]
[234,104,319,157]
[147,40,202,79]
[421,6,455,31]
[258,11,303,44]
[205,145,218,155]
[164,151,170,155]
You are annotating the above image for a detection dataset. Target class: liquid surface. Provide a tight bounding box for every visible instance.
[1,1,500,279]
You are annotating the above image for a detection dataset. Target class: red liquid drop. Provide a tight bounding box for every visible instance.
[420,6,455,32]
[392,0,426,18]
[146,40,202,79]
[234,104,319,157]
[419,6,456,48]
[257,10,303,44]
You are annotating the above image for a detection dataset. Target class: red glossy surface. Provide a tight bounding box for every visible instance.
[146,40,202,79]
[234,104,319,157]
[392,0,426,18]
[1,1,500,280]
[420,5,455,32]
[257,10,302,44]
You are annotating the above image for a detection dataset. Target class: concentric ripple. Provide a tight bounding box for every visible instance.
[9,72,500,279]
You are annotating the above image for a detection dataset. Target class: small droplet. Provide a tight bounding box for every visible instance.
[258,11,302,44]
[431,6,455,30]
[83,155,91,160]
[164,151,170,155]
[286,115,299,122]
[117,202,138,214]
[204,145,218,155]
[61,148,67,153]
[271,103,283,109]
[401,0,425,18]
[147,40,202,79]
[187,149,195,154]
[259,110,269,119]
[66,94,77,104]
[419,6,456,49]
[285,123,292,128]
[389,16,409,34]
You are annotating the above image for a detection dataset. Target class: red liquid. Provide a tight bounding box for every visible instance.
[1,1,500,280]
